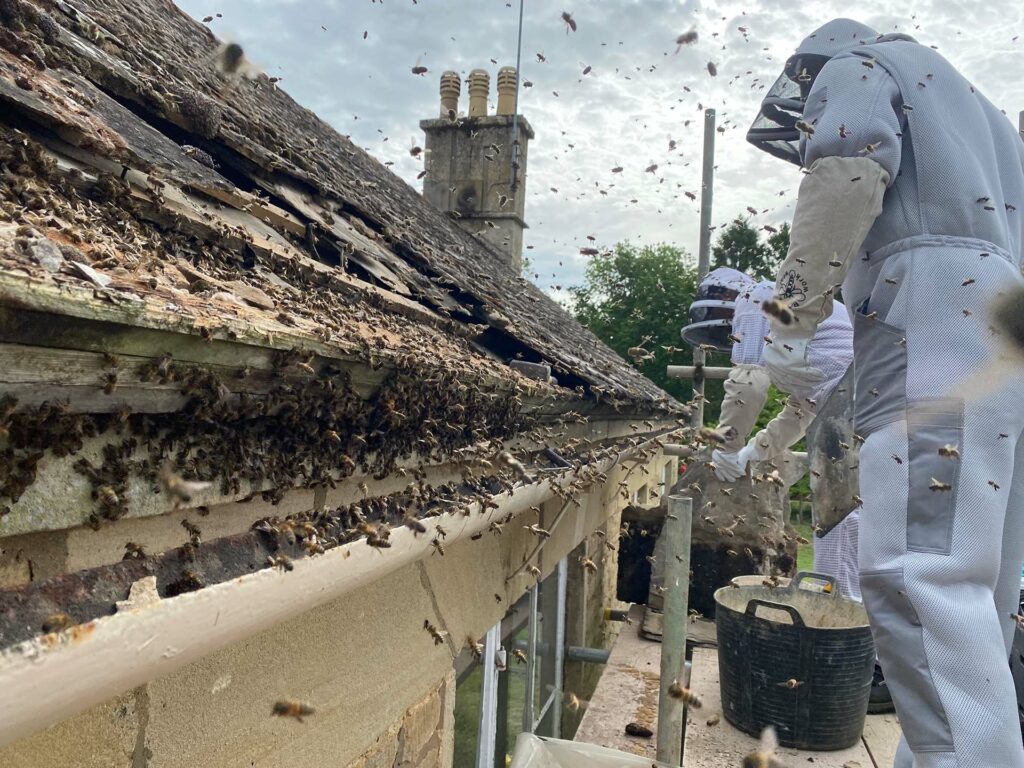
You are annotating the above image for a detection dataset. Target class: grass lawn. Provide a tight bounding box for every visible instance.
[792,520,815,573]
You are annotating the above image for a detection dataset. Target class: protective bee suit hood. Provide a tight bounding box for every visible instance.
[746,19,914,164]
[681,267,754,352]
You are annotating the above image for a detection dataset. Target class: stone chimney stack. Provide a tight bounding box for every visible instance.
[439,71,460,118]
[420,66,533,272]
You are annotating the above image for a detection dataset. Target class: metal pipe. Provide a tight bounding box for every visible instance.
[509,0,525,191]
[667,364,731,380]
[656,495,693,766]
[512,640,611,664]
[691,108,716,430]
[0,437,659,749]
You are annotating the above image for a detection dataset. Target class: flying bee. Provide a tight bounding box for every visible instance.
[675,28,698,51]
[511,648,528,664]
[938,444,960,459]
[424,619,448,645]
[581,557,597,573]
[706,61,718,77]
[41,612,73,633]
[272,699,314,722]
[762,298,794,326]
[404,515,427,535]
[698,426,730,445]
[526,564,541,579]
[409,138,423,158]
[524,523,551,538]
[706,714,720,726]
[776,678,803,690]
[560,11,576,33]
[742,726,786,768]
[159,462,212,507]
[411,56,428,76]
[929,478,953,492]
[267,555,294,572]
[667,681,702,708]
[431,537,445,556]
[795,119,815,137]
[564,691,585,712]
[466,637,484,660]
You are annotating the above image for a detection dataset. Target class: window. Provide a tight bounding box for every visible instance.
[453,558,568,768]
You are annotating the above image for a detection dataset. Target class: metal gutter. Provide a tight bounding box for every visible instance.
[0,435,660,748]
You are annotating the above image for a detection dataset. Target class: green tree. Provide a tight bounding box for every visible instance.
[766,222,791,266]
[711,217,782,282]
[569,242,728,414]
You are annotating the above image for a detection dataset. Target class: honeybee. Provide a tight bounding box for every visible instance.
[675,28,698,51]
[776,678,803,690]
[96,485,120,510]
[564,691,586,712]
[267,555,294,572]
[523,524,550,538]
[123,541,147,560]
[929,478,953,492]
[404,515,427,535]
[938,444,960,459]
[698,426,729,445]
[762,299,794,326]
[742,726,786,768]
[41,612,73,633]
[466,637,484,660]
[667,681,702,708]
[560,11,576,33]
[424,619,448,646]
[511,648,528,664]
[159,462,212,506]
[100,370,118,394]
[581,557,597,574]
[272,699,315,722]
[706,714,720,726]
[526,564,541,578]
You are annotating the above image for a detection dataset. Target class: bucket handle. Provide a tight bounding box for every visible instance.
[744,598,806,627]
[790,570,839,598]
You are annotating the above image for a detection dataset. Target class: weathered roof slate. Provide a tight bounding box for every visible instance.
[0,0,676,409]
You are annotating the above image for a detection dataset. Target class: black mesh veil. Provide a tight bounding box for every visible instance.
[747,53,830,165]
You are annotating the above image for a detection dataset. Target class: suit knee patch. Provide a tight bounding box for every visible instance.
[861,569,954,752]
[853,312,907,436]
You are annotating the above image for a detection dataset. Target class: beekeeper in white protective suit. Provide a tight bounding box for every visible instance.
[686,269,862,602]
[747,18,1024,768]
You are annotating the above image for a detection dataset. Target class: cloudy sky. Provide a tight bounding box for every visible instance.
[175,0,1024,296]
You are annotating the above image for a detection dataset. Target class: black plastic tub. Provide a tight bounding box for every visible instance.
[714,572,875,750]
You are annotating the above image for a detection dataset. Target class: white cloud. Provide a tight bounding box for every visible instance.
[176,0,1024,295]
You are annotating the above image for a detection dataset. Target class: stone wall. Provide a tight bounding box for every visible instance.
[0,453,663,767]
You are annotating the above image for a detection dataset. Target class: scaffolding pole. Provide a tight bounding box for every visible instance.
[655,495,694,765]
[691,108,716,429]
